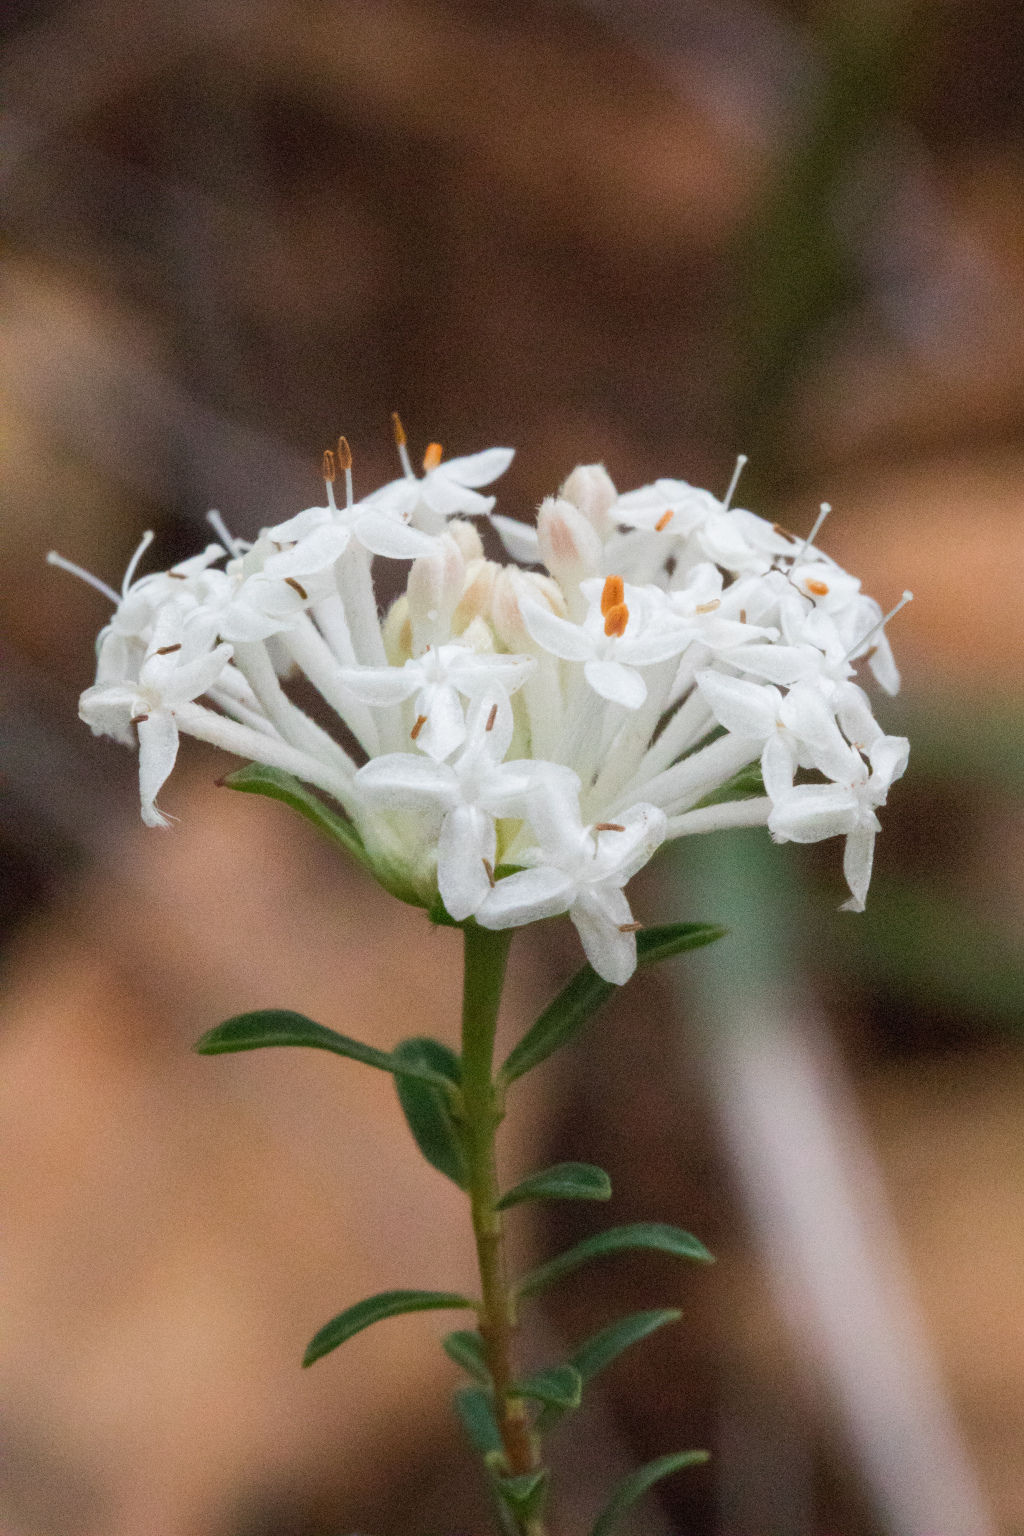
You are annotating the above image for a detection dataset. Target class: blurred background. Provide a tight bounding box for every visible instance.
[0,0,1023,1532]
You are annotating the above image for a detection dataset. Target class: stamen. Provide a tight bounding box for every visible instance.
[337,436,354,507]
[845,590,913,662]
[410,714,428,740]
[392,411,414,479]
[323,449,337,482]
[797,501,831,562]
[740,608,747,623]
[130,713,150,725]
[722,453,748,510]
[695,599,721,615]
[806,579,829,596]
[422,442,443,472]
[485,703,498,732]
[600,575,624,616]
[207,510,244,555]
[772,522,798,543]
[604,603,629,639]
[285,577,309,600]
[155,643,182,655]
[482,858,496,889]
[46,551,120,605]
[121,529,156,595]
[654,510,674,532]
[595,822,625,832]
[618,921,643,933]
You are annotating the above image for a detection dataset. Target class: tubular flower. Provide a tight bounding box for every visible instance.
[52,436,910,982]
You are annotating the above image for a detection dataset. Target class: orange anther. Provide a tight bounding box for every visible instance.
[485,703,498,732]
[600,575,624,616]
[618,921,643,933]
[604,602,629,639]
[410,714,428,740]
[285,577,309,600]
[391,411,407,446]
[806,578,829,596]
[336,435,353,471]
[595,822,625,832]
[422,442,443,471]
[695,599,721,615]
[482,858,496,889]
[322,449,337,482]
[654,510,674,532]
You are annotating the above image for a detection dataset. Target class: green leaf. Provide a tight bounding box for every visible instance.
[512,1363,582,1410]
[572,1309,682,1382]
[693,760,765,809]
[219,762,371,868]
[455,1385,505,1459]
[303,1289,474,1367]
[443,1329,491,1385]
[393,1037,469,1189]
[496,1468,549,1521]
[500,924,728,1084]
[497,1162,612,1211]
[194,1010,457,1092]
[590,1451,709,1536]
[517,1224,713,1299]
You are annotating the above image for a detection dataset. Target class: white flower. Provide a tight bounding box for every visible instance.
[367,443,515,536]
[79,603,232,827]
[475,790,667,984]
[339,643,536,762]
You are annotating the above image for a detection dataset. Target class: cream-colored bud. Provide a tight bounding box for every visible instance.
[460,614,496,654]
[407,533,465,653]
[452,557,498,635]
[560,463,617,537]
[382,594,413,665]
[446,518,485,563]
[537,496,602,621]
[491,566,567,651]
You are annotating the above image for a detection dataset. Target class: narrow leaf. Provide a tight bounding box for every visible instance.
[496,1468,549,1520]
[303,1289,473,1367]
[512,1363,582,1410]
[455,1385,505,1458]
[572,1309,682,1382]
[393,1037,469,1189]
[220,762,371,868]
[195,1010,456,1091]
[443,1329,491,1385]
[693,760,765,809]
[591,1451,709,1536]
[500,924,728,1084]
[517,1224,713,1299]
[497,1162,611,1211]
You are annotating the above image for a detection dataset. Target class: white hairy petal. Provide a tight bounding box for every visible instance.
[438,804,497,921]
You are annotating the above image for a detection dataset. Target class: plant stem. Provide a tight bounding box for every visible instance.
[460,923,542,1517]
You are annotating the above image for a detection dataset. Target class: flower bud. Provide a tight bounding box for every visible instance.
[560,463,618,538]
[537,496,602,621]
[446,518,485,563]
[406,533,465,654]
[491,567,567,652]
[453,557,498,636]
[382,594,413,665]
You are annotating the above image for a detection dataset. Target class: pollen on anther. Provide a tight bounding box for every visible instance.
[482,858,496,889]
[695,599,721,615]
[423,442,443,471]
[336,435,352,471]
[772,522,798,543]
[806,578,829,596]
[595,822,625,832]
[618,922,643,933]
[391,411,407,447]
[285,577,308,600]
[323,449,337,482]
[740,608,747,623]
[155,643,182,655]
[601,574,624,616]
[604,602,629,639]
[131,713,150,725]
[654,510,673,532]
[411,714,428,740]
[485,703,498,732]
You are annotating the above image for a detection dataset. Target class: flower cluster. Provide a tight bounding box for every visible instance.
[52,423,909,984]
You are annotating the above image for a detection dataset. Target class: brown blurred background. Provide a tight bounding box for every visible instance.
[1,0,1024,1532]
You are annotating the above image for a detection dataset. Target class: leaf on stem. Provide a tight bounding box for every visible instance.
[512,1363,582,1410]
[516,1223,713,1299]
[496,1162,611,1210]
[590,1451,709,1536]
[571,1309,682,1381]
[455,1385,505,1459]
[194,1011,457,1092]
[392,1037,469,1189]
[303,1289,475,1367]
[495,1468,549,1522]
[499,924,728,1084]
[443,1329,492,1385]
[220,762,371,868]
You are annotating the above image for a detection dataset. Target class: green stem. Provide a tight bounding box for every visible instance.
[460,924,542,1517]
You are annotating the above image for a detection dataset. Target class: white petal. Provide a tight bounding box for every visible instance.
[868,632,901,695]
[415,682,467,761]
[475,865,576,928]
[442,447,515,488]
[719,643,823,685]
[354,510,438,560]
[137,710,180,827]
[423,476,494,517]
[840,825,876,911]
[768,783,859,844]
[760,732,797,803]
[355,753,458,810]
[569,886,637,984]
[464,688,515,762]
[593,802,667,884]
[437,804,496,921]
[519,594,595,662]
[489,513,541,564]
[263,523,349,578]
[337,664,420,706]
[584,659,647,710]
[520,763,585,858]
[695,668,779,738]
